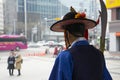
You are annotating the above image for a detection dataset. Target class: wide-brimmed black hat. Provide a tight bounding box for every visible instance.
[50,11,97,32]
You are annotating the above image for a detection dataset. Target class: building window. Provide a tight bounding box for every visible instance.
[116,8,120,20]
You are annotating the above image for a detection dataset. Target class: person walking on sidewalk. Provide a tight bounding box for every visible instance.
[15,52,22,76]
[53,46,58,58]
[7,50,15,76]
[49,7,112,80]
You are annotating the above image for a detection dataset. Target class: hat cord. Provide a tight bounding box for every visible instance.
[64,30,71,49]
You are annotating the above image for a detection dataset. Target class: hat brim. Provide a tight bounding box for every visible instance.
[50,18,97,32]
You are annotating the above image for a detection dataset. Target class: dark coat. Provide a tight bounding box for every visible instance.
[15,54,22,69]
[7,56,15,69]
[69,45,104,80]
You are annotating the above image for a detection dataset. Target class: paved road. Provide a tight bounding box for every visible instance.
[0,50,120,80]
[0,56,55,80]
[104,51,120,80]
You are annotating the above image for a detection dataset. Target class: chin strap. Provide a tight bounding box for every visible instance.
[84,30,88,40]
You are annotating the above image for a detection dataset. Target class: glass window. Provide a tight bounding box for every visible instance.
[18,0,24,6]
[116,8,120,20]
[18,7,24,12]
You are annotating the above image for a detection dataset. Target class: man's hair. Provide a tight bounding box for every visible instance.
[65,23,85,37]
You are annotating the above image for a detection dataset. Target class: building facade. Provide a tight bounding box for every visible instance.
[106,0,120,52]
[4,0,68,42]
[0,0,4,34]
[4,0,17,34]
[17,0,68,41]
[4,0,102,43]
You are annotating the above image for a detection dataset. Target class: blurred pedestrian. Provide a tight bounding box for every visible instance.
[53,46,58,58]
[49,7,112,80]
[15,52,22,76]
[45,47,50,54]
[58,46,64,53]
[7,50,15,76]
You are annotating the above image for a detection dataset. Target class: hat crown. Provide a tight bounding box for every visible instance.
[63,12,77,20]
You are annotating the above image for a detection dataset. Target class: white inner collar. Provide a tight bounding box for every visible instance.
[71,37,86,47]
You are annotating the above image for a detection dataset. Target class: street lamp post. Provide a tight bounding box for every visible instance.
[40,21,44,40]
[44,18,48,40]
[44,18,48,31]
[31,26,37,42]
[37,22,42,41]
[24,0,27,38]
[13,19,16,35]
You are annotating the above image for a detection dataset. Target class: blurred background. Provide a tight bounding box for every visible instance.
[0,0,119,52]
[0,0,120,80]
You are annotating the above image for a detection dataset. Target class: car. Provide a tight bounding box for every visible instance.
[43,41,55,47]
[28,42,41,48]
[43,41,63,48]
[36,41,46,46]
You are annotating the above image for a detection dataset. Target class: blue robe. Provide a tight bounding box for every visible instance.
[49,40,112,80]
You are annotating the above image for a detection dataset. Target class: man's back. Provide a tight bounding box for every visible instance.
[69,45,104,80]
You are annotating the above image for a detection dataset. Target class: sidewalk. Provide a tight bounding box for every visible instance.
[104,51,120,80]
[109,51,120,56]
[0,54,55,80]
[104,51,120,60]
[0,51,120,80]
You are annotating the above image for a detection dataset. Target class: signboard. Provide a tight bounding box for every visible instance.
[116,32,120,36]
[106,0,120,8]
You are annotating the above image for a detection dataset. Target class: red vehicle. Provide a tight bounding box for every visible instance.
[0,35,28,51]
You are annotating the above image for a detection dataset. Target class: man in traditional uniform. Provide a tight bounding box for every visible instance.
[49,7,112,80]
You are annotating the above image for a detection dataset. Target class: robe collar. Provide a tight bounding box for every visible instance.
[70,37,89,48]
